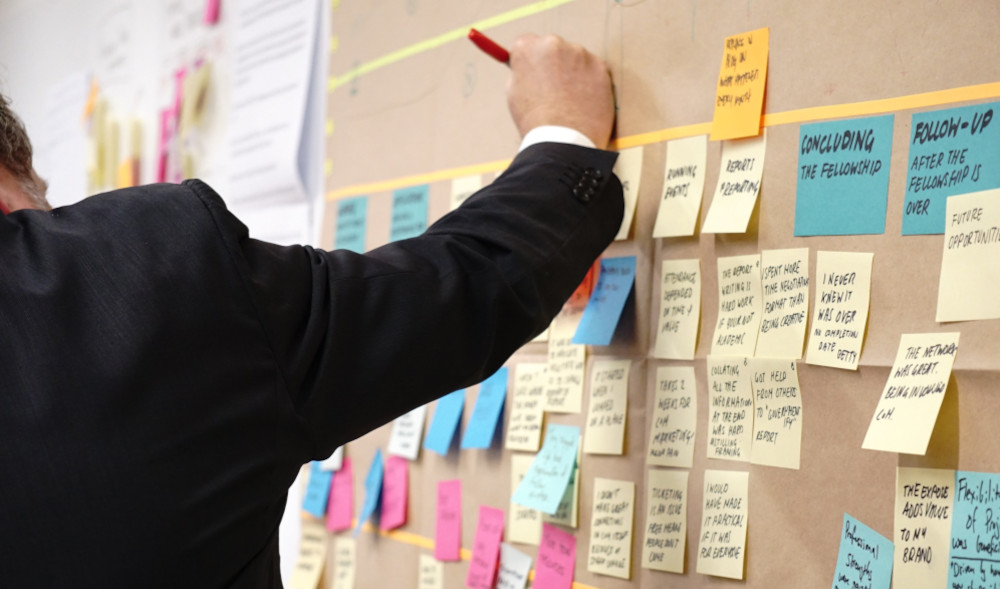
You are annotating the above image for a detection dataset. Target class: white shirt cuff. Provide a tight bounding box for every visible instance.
[518,125,596,152]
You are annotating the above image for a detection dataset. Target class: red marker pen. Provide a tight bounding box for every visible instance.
[468,28,510,65]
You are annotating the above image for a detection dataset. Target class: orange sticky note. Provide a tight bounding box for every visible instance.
[710,27,769,140]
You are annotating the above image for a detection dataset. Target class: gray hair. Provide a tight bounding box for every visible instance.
[0,92,50,210]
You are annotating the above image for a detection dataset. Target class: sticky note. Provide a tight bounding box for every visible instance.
[750,358,803,470]
[613,146,644,240]
[354,449,383,537]
[319,446,344,471]
[583,359,631,455]
[418,553,443,589]
[805,251,874,370]
[511,424,580,515]
[542,452,580,529]
[949,471,1000,588]
[862,333,960,455]
[387,405,427,460]
[893,467,954,589]
[380,456,408,531]
[450,174,482,211]
[712,254,762,356]
[331,537,356,589]
[505,363,547,452]
[832,514,893,589]
[467,506,505,589]
[710,27,769,140]
[587,478,636,579]
[937,188,1000,321]
[642,469,688,573]
[335,196,367,253]
[654,258,701,360]
[288,520,328,589]
[461,367,508,449]
[903,101,1000,235]
[703,133,767,234]
[653,135,709,237]
[647,366,697,468]
[757,249,810,359]
[795,115,894,236]
[497,543,532,589]
[203,0,221,25]
[706,357,753,462]
[435,479,462,561]
[696,469,750,579]
[302,461,333,518]
[509,454,542,545]
[536,523,577,589]
[545,309,586,413]
[424,390,465,456]
[326,457,354,532]
[390,185,429,241]
[572,256,637,345]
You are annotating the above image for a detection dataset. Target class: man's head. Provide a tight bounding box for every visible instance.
[0,92,50,212]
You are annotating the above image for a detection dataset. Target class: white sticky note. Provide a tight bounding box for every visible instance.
[451,174,483,211]
[893,467,954,589]
[288,520,328,589]
[756,248,810,359]
[387,405,427,460]
[703,132,767,234]
[706,357,753,462]
[505,363,547,452]
[654,259,701,360]
[749,358,802,470]
[614,146,644,241]
[497,543,533,589]
[647,366,697,468]
[641,468,688,573]
[332,537,356,589]
[509,454,542,545]
[937,188,1000,321]
[319,446,344,471]
[583,360,631,455]
[653,135,709,237]
[712,254,763,357]
[418,553,443,589]
[805,251,874,370]
[696,470,749,579]
[545,309,586,413]
[587,478,636,579]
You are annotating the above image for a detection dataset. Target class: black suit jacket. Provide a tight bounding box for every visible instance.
[0,142,622,587]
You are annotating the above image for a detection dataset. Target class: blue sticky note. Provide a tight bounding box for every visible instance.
[510,424,580,515]
[460,367,508,449]
[335,196,367,253]
[390,185,429,241]
[424,389,465,456]
[949,471,1000,587]
[301,461,334,518]
[794,115,894,236]
[831,513,893,589]
[572,256,636,346]
[354,449,384,537]
[903,101,1000,235]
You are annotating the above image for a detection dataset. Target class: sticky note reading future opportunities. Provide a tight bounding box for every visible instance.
[512,424,580,515]
[713,254,763,356]
[706,357,753,462]
[949,471,1000,588]
[710,27,769,140]
[795,115,894,236]
[467,506,505,589]
[545,309,586,413]
[302,461,333,518]
[831,514,893,589]
[647,366,698,468]
[654,258,701,360]
[335,196,367,253]
[435,479,462,561]
[862,333,959,455]
[387,405,427,460]
[937,188,1000,321]
[583,359,631,455]
[379,456,408,531]
[587,478,636,579]
[326,457,354,532]
[750,358,803,470]
[653,135,708,237]
[696,469,750,579]
[355,449,384,537]
[505,363,547,452]
[461,367,508,449]
[614,146,644,241]
[390,184,429,241]
[757,248,810,359]
[703,133,767,234]
[642,469,688,573]
[536,523,577,589]
[904,101,1000,235]
[894,467,954,589]
[572,256,637,346]
[424,390,465,456]
[806,251,874,370]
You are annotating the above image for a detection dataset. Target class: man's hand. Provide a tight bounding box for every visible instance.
[506,34,615,150]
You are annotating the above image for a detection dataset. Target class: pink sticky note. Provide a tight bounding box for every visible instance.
[435,479,462,561]
[466,506,505,589]
[204,0,221,24]
[325,457,353,532]
[380,456,408,531]
[535,523,576,589]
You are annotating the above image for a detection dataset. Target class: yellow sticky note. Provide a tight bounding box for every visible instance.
[509,454,542,545]
[653,135,708,238]
[696,470,749,579]
[450,174,482,211]
[893,467,955,589]
[654,258,701,360]
[710,27,769,140]
[82,77,100,121]
[587,478,636,579]
[703,132,767,234]
[647,366,697,468]
[331,537,356,589]
[116,160,135,189]
[582,359,631,455]
[613,146,643,241]
[862,333,960,454]
[505,363,547,452]
[937,188,1000,321]
[805,251,874,370]
[544,309,586,413]
[756,248,810,359]
[641,469,688,573]
[418,554,442,589]
[712,254,762,357]
[288,520,328,589]
[749,358,802,470]
[706,357,753,462]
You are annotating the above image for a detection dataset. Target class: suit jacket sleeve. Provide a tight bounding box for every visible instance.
[211,142,623,458]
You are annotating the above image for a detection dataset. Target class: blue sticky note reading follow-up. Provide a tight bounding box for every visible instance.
[572,256,636,346]
[794,115,894,236]
[354,448,384,537]
[424,389,466,456]
[903,101,1000,235]
[301,461,334,518]
[460,367,508,449]
[335,196,367,253]
[949,471,1000,588]
[831,513,893,589]
[511,424,580,515]
[390,185,429,242]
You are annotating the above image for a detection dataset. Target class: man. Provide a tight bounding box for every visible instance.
[0,35,622,587]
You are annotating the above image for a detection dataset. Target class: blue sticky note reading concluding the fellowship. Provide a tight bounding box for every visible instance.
[424,389,466,456]
[390,185,429,242]
[903,101,1000,235]
[511,424,580,515]
[831,513,892,589]
[794,115,894,236]
[354,449,384,537]
[460,367,508,449]
[335,196,367,253]
[948,471,1000,588]
[572,256,636,346]
[301,461,334,518]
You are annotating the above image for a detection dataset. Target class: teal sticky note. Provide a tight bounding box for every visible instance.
[903,102,1000,235]
[794,115,894,236]
[460,367,508,449]
[335,196,367,253]
[949,471,1000,587]
[424,389,465,456]
[354,449,384,537]
[302,461,334,518]
[510,424,580,515]
[831,513,892,589]
[390,185,429,241]
[572,256,636,346]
